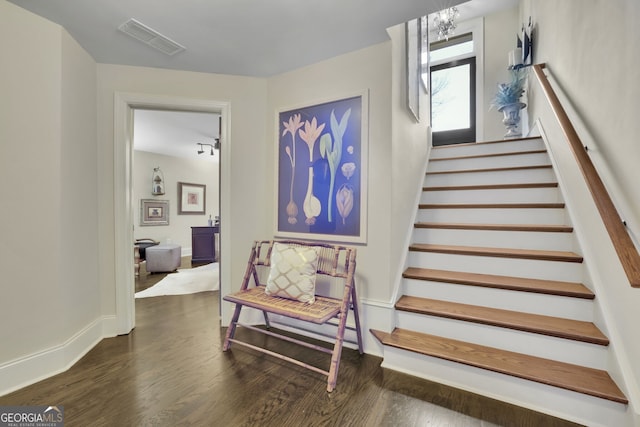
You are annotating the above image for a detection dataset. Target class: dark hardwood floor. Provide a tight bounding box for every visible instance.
[1,264,583,426]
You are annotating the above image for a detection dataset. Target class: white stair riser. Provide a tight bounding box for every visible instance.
[407,251,583,282]
[430,139,546,159]
[424,168,557,187]
[428,152,550,172]
[402,278,593,321]
[417,207,568,225]
[395,311,607,370]
[380,348,624,427]
[421,187,562,204]
[412,228,575,251]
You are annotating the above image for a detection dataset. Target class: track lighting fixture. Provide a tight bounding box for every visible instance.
[196,142,215,156]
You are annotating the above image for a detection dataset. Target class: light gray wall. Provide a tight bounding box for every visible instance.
[483,6,520,140]
[266,34,429,305]
[521,0,639,230]
[0,0,99,391]
[521,0,640,414]
[96,64,269,320]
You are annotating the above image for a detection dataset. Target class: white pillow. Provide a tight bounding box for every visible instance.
[266,243,319,304]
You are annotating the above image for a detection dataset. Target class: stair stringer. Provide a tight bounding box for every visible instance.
[534,121,640,420]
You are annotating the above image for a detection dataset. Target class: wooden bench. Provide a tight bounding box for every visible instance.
[223,239,363,392]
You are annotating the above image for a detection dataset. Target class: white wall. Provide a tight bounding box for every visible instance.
[521,0,640,417]
[388,24,432,300]
[267,42,393,304]
[521,0,640,232]
[133,150,219,253]
[97,64,268,321]
[59,23,100,352]
[266,26,431,351]
[483,6,520,140]
[0,0,100,394]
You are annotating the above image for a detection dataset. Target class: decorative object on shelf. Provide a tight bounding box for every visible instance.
[276,92,368,244]
[499,102,526,138]
[151,167,164,195]
[521,16,533,66]
[490,68,528,138]
[432,7,459,41]
[140,199,169,226]
[178,182,206,215]
[511,16,533,69]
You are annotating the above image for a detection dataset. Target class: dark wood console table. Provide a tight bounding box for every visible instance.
[191,226,219,264]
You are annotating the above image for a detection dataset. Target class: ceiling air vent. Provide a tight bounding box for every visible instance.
[118,18,185,56]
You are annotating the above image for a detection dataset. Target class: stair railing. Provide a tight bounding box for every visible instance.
[532,63,640,288]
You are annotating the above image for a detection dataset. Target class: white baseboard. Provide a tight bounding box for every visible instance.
[0,316,114,397]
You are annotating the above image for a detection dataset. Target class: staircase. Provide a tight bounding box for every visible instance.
[372,137,628,426]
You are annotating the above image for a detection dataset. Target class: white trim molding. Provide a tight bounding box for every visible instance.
[0,317,106,397]
[113,92,231,335]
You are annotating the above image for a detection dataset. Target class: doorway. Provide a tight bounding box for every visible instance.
[132,108,220,294]
[114,93,230,335]
[430,56,477,146]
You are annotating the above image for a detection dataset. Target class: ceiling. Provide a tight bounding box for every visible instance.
[9,0,518,160]
[133,109,220,162]
[9,0,517,78]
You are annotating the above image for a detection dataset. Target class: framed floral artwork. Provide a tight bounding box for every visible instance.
[275,92,368,243]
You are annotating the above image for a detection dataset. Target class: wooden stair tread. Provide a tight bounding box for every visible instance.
[370,328,627,404]
[431,136,541,149]
[426,164,551,175]
[409,243,583,263]
[402,267,594,299]
[395,296,607,345]
[423,182,559,191]
[419,203,565,209]
[414,222,573,233]
[431,149,547,162]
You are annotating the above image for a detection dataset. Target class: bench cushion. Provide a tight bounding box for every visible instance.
[265,243,319,303]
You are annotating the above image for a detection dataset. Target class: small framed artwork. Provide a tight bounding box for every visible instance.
[140,199,169,226]
[405,18,421,122]
[275,91,368,244]
[178,182,206,215]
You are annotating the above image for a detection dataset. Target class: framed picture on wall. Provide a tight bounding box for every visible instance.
[275,91,368,243]
[178,182,206,215]
[140,199,169,226]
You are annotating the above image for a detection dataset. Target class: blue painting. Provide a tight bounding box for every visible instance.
[276,94,367,243]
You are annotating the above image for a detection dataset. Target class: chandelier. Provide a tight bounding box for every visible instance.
[433,7,459,41]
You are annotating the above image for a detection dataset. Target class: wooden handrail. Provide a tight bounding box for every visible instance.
[532,63,640,288]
